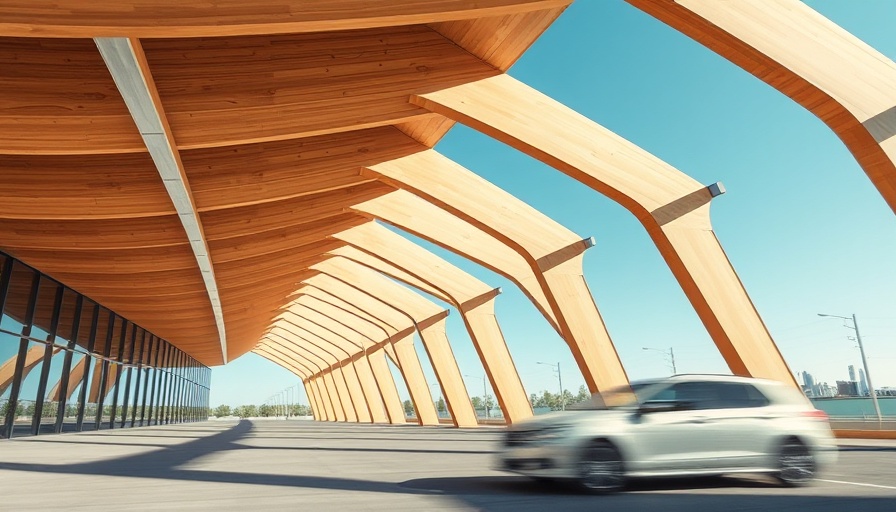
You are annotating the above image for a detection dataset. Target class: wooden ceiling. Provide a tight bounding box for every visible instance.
[0,1,570,365]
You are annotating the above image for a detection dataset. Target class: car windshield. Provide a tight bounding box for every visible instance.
[568,381,667,410]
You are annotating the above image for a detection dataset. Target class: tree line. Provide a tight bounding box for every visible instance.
[209,385,592,419]
[210,403,312,418]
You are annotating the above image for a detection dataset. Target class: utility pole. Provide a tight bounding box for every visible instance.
[537,362,564,411]
[818,313,882,423]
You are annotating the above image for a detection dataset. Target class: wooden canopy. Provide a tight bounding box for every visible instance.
[0,0,570,366]
[4,0,884,426]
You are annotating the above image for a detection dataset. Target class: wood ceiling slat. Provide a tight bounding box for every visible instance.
[0,215,186,250]
[199,181,395,240]
[0,38,145,155]
[182,127,421,211]
[0,154,174,220]
[6,245,197,273]
[142,27,498,148]
[207,212,366,263]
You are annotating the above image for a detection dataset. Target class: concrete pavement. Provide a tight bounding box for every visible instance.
[0,419,894,511]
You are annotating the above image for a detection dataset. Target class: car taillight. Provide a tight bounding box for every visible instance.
[802,409,829,421]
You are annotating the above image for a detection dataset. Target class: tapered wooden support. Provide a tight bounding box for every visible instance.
[290,291,408,425]
[272,319,370,423]
[302,380,320,421]
[305,274,448,425]
[0,346,50,395]
[334,364,365,423]
[323,370,348,422]
[266,328,357,421]
[414,74,795,385]
[286,301,389,423]
[280,309,376,423]
[87,360,105,403]
[392,333,441,426]
[293,293,404,424]
[332,222,532,424]
[313,257,478,427]
[365,152,628,392]
[262,336,339,422]
[310,375,334,421]
[300,277,440,426]
[367,348,407,424]
[49,357,87,402]
[629,0,896,216]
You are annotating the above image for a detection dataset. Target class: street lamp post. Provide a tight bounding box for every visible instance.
[642,347,677,374]
[818,313,882,423]
[537,362,564,411]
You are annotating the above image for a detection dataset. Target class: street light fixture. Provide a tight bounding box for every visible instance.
[818,313,882,423]
[537,361,564,411]
[464,374,489,419]
[642,346,677,374]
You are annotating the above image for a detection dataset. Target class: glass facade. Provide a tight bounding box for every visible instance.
[0,252,210,439]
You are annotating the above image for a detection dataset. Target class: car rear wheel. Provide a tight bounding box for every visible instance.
[578,441,625,494]
[777,438,815,486]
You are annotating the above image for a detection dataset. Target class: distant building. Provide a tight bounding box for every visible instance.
[801,371,816,397]
[848,365,857,382]
[836,380,859,397]
[858,368,869,396]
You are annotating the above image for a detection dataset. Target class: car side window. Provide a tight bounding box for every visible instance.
[716,383,770,409]
[641,381,771,411]
[668,382,724,410]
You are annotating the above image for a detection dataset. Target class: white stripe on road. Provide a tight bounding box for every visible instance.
[819,479,896,491]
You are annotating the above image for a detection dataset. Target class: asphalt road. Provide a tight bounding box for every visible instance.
[0,419,893,511]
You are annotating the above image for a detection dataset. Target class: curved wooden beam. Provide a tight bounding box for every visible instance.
[301,275,440,425]
[290,296,404,424]
[364,151,628,393]
[264,330,347,421]
[413,73,796,385]
[331,222,532,424]
[269,324,363,422]
[628,0,896,215]
[292,289,409,425]
[312,257,478,427]
[280,304,385,423]
[0,1,570,38]
[353,190,558,331]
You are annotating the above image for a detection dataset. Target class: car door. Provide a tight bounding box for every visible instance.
[692,382,774,469]
[627,381,723,473]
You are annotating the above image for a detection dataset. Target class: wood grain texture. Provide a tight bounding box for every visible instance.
[0,1,570,38]
[142,27,498,149]
[353,190,559,331]
[364,150,626,393]
[299,274,439,425]
[0,38,143,155]
[330,223,532,423]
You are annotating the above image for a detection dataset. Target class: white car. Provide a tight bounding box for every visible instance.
[498,374,838,493]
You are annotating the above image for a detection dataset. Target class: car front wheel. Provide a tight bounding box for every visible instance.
[578,441,625,494]
[777,438,816,486]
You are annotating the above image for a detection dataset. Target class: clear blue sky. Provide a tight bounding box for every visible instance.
[210,0,896,408]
